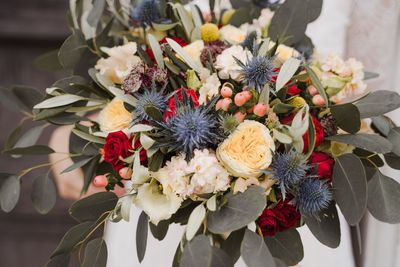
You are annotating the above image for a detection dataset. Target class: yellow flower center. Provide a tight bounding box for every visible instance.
[200,23,220,42]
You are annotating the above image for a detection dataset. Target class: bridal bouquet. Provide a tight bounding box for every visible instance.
[2,0,400,266]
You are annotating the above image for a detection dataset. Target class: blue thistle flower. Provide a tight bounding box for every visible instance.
[134,90,167,122]
[296,178,332,216]
[158,97,223,160]
[241,31,258,51]
[235,52,276,92]
[131,0,160,26]
[268,150,311,198]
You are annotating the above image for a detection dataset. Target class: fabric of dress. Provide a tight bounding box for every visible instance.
[104,1,358,266]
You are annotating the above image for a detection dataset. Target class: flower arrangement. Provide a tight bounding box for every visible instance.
[1,0,400,266]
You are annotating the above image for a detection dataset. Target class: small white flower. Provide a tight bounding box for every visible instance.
[215,45,252,81]
[198,72,221,105]
[219,25,246,44]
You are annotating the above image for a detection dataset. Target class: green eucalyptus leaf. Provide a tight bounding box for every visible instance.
[149,220,170,241]
[371,116,393,137]
[145,105,163,122]
[5,125,23,150]
[387,127,400,156]
[34,50,63,71]
[34,94,87,109]
[367,171,400,223]
[211,247,233,267]
[152,22,179,31]
[3,145,55,155]
[51,221,93,257]
[45,253,70,267]
[207,186,266,234]
[69,192,118,222]
[180,235,212,267]
[276,58,301,92]
[331,103,361,134]
[136,212,149,263]
[363,71,379,80]
[58,30,88,69]
[31,174,57,215]
[72,129,106,144]
[186,203,206,241]
[34,106,70,121]
[332,154,367,225]
[62,157,95,174]
[0,175,20,213]
[355,90,400,119]
[327,134,392,154]
[264,228,304,266]
[82,238,107,267]
[384,153,400,170]
[11,86,43,113]
[241,229,276,267]
[148,34,165,69]
[305,203,341,248]
[9,125,45,155]
[221,228,246,264]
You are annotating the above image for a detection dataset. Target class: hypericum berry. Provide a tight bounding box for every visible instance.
[234,111,246,122]
[93,175,108,187]
[234,93,248,107]
[221,98,233,111]
[216,99,224,110]
[242,91,252,101]
[312,94,326,106]
[221,87,233,98]
[119,167,133,179]
[253,103,269,117]
[307,85,318,96]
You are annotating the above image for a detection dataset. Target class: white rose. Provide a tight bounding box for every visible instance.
[217,120,275,179]
[215,45,252,81]
[95,42,142,84]
[198,73,221,105]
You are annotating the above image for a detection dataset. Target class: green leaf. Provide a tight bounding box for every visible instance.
[305,203,341,248]
[367,171,400,223]
[10,125,46,152]
[5,125,23,150]
[62,157,95,174]
[327,134,392,154]
[305,65,328,107]
[45,253,70,267]
[363,71,379,80]
[69,192,118,222]
[371,116,393,137]
[241,229,276,267]
[258,84,270,105]
[108,86,137,107]
[152,22,179,31]
[51,221,93,257]
[333,154,367,225]
[384,153,400,170]
[87,0,106,29]
[186,203,206,241]
[221,228,245,264]
[31,174,57,215]
[148,34,165,69]
[58,30,87,69]
[276,58,301,92]
[174,4,194,40]
[180,235,212,267]
[82,238,108,267]
[144,104,164,122]
[34,94,87,109]
[0,175,20,213]
[166,38,201,73]
[211,247,233,267]
[34,50,63,71]
[10,86,43,113]
[387,127,400,156]
[207,186,266,234]
[264,228,304,266]
[72,129,106,145]
[82,155,101,193]
[34,106,70,121]
[355,90,400,119]
[331,103,361,134]
[3,145,55,155]
[149,220,169,241]
[136,212,149,263]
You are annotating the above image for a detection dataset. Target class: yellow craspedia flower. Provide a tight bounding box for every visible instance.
[98,98,133,133]
[200,23,220,42]
[289,97,306,108]
[217,120,275,179]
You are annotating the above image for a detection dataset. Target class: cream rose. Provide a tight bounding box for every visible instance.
[98,98,133,133]
[219,25,246,44]
[217,120,275,179]
[95,42,142,84]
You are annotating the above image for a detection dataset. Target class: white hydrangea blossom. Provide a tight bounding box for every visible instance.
[215,45,252,81]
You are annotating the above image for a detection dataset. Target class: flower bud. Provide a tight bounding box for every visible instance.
[307,85,318,96]
[119,167,133,180]
[220,87,233,98]
[253,103,269,117]
[312,94,326,106]
[93,175,108,187]
[234,111,246,122]
[221,98,233,111]
[234,93,248,107]
[242,91,252,101]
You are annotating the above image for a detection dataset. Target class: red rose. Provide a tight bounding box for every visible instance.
[104,131,133,171]
[257,200,300,236]
[280,115,324,152]
[287,84,301,96]
[309,152,335,182]
[146,37,187,61]
[163,88,199,120]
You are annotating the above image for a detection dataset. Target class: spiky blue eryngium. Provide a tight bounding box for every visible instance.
[296,178,332,216]
[159,96,223,160]
[135,90,167,122]
[131,0,160,26]
[235,53,275,92]
[269,150,311,198]
[241,31,258,51]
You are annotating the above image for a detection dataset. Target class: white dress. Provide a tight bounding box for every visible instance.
[104,1,357,266]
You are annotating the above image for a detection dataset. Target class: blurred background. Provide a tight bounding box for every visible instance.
[0,0,399,267]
